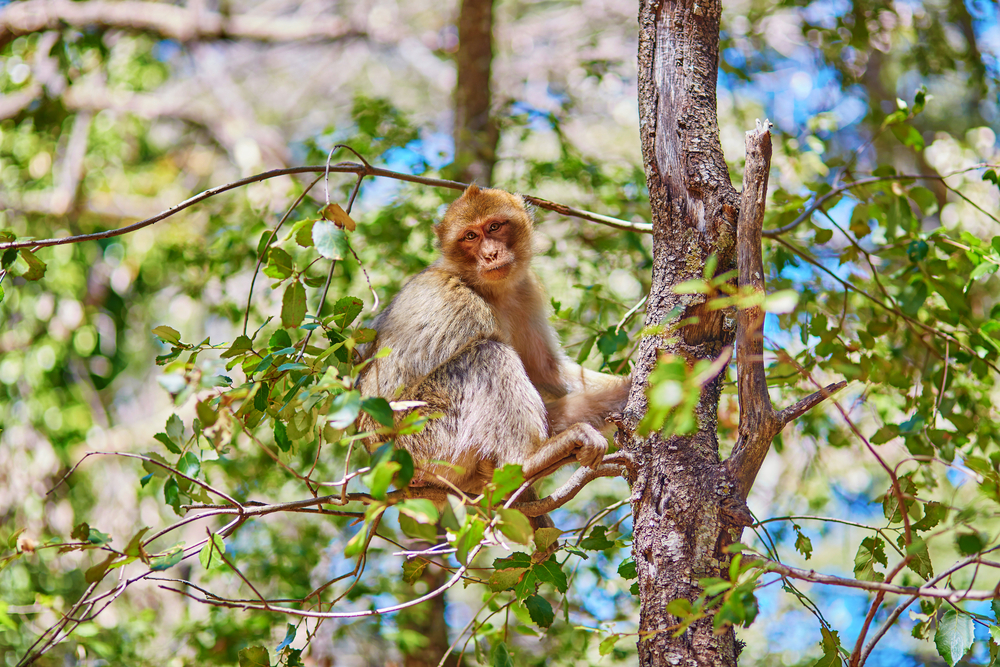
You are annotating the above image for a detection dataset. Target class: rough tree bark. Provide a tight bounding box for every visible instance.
[623,2,843,665]
[452,0,499,185]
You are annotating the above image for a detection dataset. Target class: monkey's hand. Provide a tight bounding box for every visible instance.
[522,423,607,479]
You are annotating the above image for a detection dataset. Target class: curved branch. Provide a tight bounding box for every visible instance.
[0,0,363,50]
[0,163,650,252]
[513,452,632,517]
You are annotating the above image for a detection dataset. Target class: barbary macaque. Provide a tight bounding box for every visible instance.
[357,185,630,499]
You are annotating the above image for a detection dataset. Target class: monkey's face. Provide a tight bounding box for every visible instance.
[437,185,535,287]
[456,218,517,282]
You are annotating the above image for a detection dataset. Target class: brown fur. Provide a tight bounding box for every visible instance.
[357,185,631,499]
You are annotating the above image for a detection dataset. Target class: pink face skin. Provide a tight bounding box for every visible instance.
[456,217,515,281]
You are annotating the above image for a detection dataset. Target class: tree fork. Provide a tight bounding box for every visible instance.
[629,2,844,666]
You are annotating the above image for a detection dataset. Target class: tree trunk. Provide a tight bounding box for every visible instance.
[624,0,746,664]
[452,0,499,185]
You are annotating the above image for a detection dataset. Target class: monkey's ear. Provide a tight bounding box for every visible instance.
[464,183,481,197]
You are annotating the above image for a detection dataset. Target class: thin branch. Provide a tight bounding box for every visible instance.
[756,558,1000,601]
[0,0,364,49]
[0,163,650,253]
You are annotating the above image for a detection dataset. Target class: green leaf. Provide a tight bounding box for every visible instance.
[153,433,181,454]
[328,391,362,429]
[85,554,115,584]
[854,536,887,582]
[814,228,833,244]
[269,329,292,350]
[402,558,428,584]
[152,325,182,346]
[665,598,693,618]
[177,452,200,478]
[313,220,348,260]
[580,525,616,551]
[282,281,307,329]
[491,641,514,667]
[850,204,871,238]
[333,296,364,329]
[882,477,917,524]
[814,626,843,667]
[597,327,628,357]
[489,567,526,592]
[18,249,46,281]
[399,514,436,541]
[934,610,974,666]
[397,499,439,525]
[196,399,218,427]
[456,517,486,566]
[871,425,899,445]
[497,508,534,545]
[199,534,226,570]
[534,527,562,552]
[221,335,253,359]
[903,536,933,579]
[793,526,813,560]
[361,397,394,427]
[599,635,622,657]
[533,556,568,593]
[165,414,185,442]
[238,646,271,667]
[673,279,711,294]
[149,543,184,571]
[493,552,533,570]
[362,460,400,500]
[264,247,293,279]
[293,218,316,247]
[524,594,554,628]
[956,531,986,556]
[972,262,1000,283]
[123,527,151,558]
[489,464,525,499]
[164,477,181,513]
[273,421,291,452]
[618,558,637,579]
[391,448,415,487]
[255,382,270,411]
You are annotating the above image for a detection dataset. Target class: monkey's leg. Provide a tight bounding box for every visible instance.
[397,339,552,492]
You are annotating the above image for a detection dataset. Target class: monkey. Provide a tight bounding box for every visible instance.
[356,184,631,506]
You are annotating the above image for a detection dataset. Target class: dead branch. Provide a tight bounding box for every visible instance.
[723,121,845,499]
[0,0,364,50]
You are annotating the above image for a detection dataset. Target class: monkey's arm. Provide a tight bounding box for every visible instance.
[544,361,631,434]
[520,422,607,478]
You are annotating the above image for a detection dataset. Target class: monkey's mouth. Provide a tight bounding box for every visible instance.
[482,261,514,279]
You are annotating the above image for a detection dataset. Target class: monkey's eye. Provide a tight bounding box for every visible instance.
[487,221,502,232]
[463,231,477,241]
